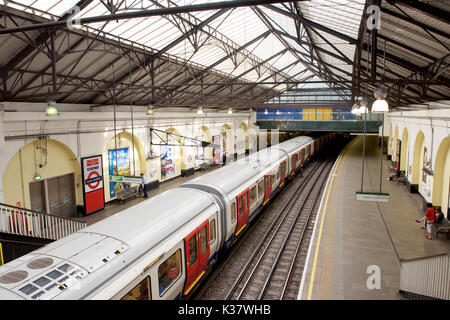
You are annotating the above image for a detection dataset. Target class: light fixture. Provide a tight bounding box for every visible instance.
[372,99,389,113]
[228,108,232,115]
[197,106,203,115]
[33,174,42,181]
[146,103,154,115]
[45,98,58,116]
[357,97,368,114]
[264,108,268,115]
[276,110,280,115]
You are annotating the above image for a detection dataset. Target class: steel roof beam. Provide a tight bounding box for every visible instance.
[388,0,449,24]
[0,0,300,35]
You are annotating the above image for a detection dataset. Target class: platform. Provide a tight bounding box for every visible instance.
[85,166,220,226]
[299,135,450,300]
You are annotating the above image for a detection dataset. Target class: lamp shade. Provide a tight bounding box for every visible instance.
[197,107,203,114]
[372,99,389,113]
[45,106,58,116]
[355,105,368,114]
[228,108,232,114]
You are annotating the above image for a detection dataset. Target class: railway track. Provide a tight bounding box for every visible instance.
[194,148,338,300]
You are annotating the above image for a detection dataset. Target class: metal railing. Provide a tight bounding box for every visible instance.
[399,253,450,300]
[0,203,87,241]
[257,111,383,121]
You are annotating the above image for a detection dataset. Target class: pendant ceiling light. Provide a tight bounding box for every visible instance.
[372,86,389,113]
[45,98,58,116]
[146,103,154,115]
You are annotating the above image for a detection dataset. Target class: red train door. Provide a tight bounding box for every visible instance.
[280,161,287,187]
[235,189,249,236]
[263,174,272,205]
[291,154,297,175]
[184,220,210,296]
[307,145,311,160]
[184,230,199,295]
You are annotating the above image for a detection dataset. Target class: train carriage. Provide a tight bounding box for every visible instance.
[0,134,336,300]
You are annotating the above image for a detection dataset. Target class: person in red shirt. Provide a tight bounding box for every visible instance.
[416,207,436,239]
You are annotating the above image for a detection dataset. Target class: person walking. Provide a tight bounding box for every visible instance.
[139,173,148,198]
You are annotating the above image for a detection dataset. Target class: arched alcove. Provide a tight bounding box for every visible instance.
[432,137,450,216]
[388,123,393,156]
[104,131,146,201]
[393,125,399,162]
[3,139,82,216]
[411,131,425,185]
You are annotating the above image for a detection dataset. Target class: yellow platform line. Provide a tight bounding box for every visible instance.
[306,140,354,300]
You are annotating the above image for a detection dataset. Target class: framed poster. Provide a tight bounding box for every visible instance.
[396,139,401,176]
[213,135,220,165]
[81,155,104,215]
[161,146,175,180]
[108,148,130,198]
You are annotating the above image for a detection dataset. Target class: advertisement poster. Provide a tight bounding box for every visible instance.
[213,135,220,165]
[108,148,130,198]
[161,146,175,180]
[81,155,104,215]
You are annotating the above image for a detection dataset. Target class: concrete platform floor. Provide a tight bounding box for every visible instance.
[300,135,450,300]
[85,166,220,226]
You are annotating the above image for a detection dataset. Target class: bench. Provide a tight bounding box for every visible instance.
[433,218,450,240]
[397,172,407,185]
[116,186,139,203]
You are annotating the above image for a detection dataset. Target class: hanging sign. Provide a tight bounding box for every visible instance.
[355,192,390,203]
[81,155,105,215]
[110,175,143,184]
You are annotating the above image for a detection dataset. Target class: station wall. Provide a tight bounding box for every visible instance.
[0,102,259,213]
[385,104,450,215]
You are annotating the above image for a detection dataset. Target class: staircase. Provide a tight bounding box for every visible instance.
[0,202,86,241]
[399,253,450,300]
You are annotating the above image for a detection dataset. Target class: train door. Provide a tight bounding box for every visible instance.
[263,174,272,205]
[291,153,297,175]
[280,161,287,187]
[183,220,210,296]
[235,189,250,236]
[300,149,305,166]
[307,145,311,160]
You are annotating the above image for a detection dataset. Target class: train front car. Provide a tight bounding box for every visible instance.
[0,188,221,300]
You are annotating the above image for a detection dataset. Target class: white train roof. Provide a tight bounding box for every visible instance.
[184,136,313,194]
[0,188,216,300]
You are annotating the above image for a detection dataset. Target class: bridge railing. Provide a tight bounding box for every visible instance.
[0,203,87,241]
[399,253,450,300]
[257,111,383,121]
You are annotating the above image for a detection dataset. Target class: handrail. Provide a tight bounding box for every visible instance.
[0,202,85,224]
[400,252,449,263]
[0,203,87,241]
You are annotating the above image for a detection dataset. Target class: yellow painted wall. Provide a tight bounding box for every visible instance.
[432,137,450,215]
[411,131,425,185]
[387,124,392,156]
[400,128,409,171]
[2,139,82,209]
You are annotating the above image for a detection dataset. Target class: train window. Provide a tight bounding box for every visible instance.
[210,219,216,244]
[243,192,248,211]
[231,202,236,222]
[258,180,263,198]
[272,173,277,186]
[158,250,182,296]
[249,186,256,204]
[121,277,151,300]
[200,225,207,255]
[238,196,243,217]
[277,168,280,180]
[188,236,197,267]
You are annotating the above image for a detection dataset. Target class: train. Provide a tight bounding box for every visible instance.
[0,133,337,300]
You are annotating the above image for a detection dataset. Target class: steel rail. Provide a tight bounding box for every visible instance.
[225,159,327,300]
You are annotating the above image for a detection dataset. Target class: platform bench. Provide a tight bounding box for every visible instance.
[116,186,139,203]
[435,226,450,240]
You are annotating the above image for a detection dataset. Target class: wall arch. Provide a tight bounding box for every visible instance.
[2,139,82,210]
[196,125,212,159]
[411,131,425,185]
[221,123,233,157]
[104,131,146,201]
[163,128,185,179]
[432,137,450,215]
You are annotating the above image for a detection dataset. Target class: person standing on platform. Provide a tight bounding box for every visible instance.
[416,206,436,239]
[139,173,148,198]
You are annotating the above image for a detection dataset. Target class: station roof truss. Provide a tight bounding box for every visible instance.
[0,0,448,112]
